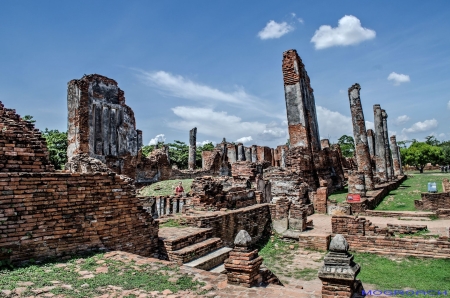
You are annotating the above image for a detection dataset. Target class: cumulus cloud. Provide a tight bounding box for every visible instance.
[316,106,352,140]
[236,136,253,144]
[394,115,410,125]
[311,15,376,49]
[387,72,410,86]
[196,140,216,146]
[148,134,166,145]
[258,20,294,40]
[402,119,438,133]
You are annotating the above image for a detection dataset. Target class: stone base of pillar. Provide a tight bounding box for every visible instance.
[321,279,364,298]
[224,247,263,287]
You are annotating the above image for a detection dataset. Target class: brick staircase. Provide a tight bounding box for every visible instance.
[158,227,232,272]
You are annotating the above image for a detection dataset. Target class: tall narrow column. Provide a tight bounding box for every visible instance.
[382,110,393,180]
[188,127,197,170]
[348,84,374,191]
[244,147,251,161]
[373,105,387,182]
[251,145,257,162]
[237,143,245,161]
[390,135,403,176]
[367,129,375,157]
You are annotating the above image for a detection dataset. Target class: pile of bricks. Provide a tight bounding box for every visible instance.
[0,102,54,172]
[263,167,309,203]
[231,161,257,186]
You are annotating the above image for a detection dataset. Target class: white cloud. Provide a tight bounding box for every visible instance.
[311,15,376,50]
[148,134,166,145]
[316,106,352,139]
[447,100,450,110]
[196,140,216,146]
[140,70,256,105]
[236,136,253,144]
[394,115,410,125]
[291,13,304,24]
[169,106,287,146]
[387,72,410,86]
[258,20,294,40]
[403,119,438,133]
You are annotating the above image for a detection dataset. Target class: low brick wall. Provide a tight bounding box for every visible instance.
[341,234,450,258]
[386,224,427,234]
[361,210,436,218]
[298,233,330,251]
[415,192,450,211]
[0,172,158,264]
[185,204,271,247]
[348,175,407,212]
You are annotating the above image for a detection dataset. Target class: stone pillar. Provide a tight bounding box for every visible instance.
[318,235,363,298]
[382,110,394,180]
[280,146,286,168]
[321,139,330,149]
[390,135,403,177]
[237,143,245,161]
[251,145,257,163]
[373,105,388,182]
[188,127,197,170]
[367,129,375,157]
[164,145,170,164]
[314,187,328,214]
[244,147,251,162]
[348,171,366,197]
[224,230,263,288]
[348,84,374,190]
[282,49,321,152]
[227,143,237,163]
[137,130,143,150]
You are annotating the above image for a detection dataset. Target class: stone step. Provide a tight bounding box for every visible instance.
[184,247,233,271]
[159,227,214,253]
[399,217,432,221]
[209,263,226,274]
[169,237,223,264]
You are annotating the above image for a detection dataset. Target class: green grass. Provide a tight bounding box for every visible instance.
[328,187,349,204]
[354,252,450,291]
[159,218,186,228]
[139,179,194,196]
[0,253,205,297]
[376,170,450,211]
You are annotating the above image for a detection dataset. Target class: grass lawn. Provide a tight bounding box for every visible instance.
[328,186,349,204]
[375,170,450,211]
[0,253,205,297]
[354,252,450,292]
[139,179,194,196]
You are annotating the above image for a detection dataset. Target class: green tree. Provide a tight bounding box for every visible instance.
[22,115,36,123]
[400,141,442,173]
[167,140,189,169]
[141,141,165,157]
[425,135,440,146]
[42,129,68,170]
[337,135,355,158]
[438,140,450,165]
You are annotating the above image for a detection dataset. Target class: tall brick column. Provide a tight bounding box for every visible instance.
[373,105,388,182]
[390,135,403,176]
[244,147,251,162]
[188,127,197,170]
[382,110,394,180]
[237,143,245,161]
[348,84,374,191]
[282,49,321,152]
[318,234,364,298]
[251,145,257,162]
[224,230,263,288]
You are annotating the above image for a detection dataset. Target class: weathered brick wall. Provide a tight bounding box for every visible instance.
[331,216,385,236]
[443,178,450,193]
[298,234,330,251]
[314,187,328,214]
[415,192,450,211]
[186,204,271,247]
[0,102,54,172]
[0,172,158,264]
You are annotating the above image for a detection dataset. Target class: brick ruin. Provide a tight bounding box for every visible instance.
[0,102,159,264]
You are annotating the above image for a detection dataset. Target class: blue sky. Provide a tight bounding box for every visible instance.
[1,1,449,147]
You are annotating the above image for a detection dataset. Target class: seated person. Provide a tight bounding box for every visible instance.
[174,181,184,195]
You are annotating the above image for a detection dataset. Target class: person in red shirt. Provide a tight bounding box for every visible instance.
[174,181,184,195]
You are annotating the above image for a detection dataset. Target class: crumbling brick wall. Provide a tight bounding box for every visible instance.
[67,74,142,179]
[263,167,309,204]
[0,102,54,172]
[331,215,384,236]
[0,172,158,264]
[415,192,450,211]
[443,178,450,193]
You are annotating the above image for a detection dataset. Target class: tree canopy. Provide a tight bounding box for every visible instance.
[337,135,355,158]
[42,128,68,170]
[400,140,441,173]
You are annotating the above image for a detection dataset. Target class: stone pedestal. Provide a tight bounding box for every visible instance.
[318,234,364,298]
[224,230,263,288]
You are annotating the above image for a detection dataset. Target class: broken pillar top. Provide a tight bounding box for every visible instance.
[348,83,361,93]
[329,234,349,253]
[234,230,252,247]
